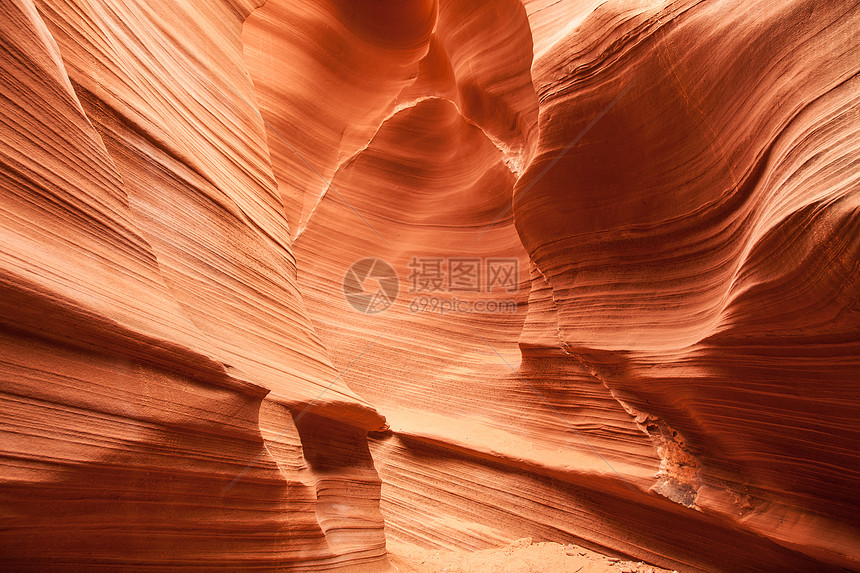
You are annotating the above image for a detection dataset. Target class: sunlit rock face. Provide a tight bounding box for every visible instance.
[1,0,857,571]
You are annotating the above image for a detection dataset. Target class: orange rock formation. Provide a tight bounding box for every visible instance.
[1,0,857,571]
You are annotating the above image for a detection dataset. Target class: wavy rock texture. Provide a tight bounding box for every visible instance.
[0,0,387,569]
[1,0,858,571]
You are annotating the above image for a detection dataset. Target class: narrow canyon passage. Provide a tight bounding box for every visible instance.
[0,0,858,571]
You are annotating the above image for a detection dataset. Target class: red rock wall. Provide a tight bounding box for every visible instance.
[1,0,387,569]
[1,0,858,571]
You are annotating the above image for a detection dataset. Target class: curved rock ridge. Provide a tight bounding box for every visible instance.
[516,0,860,567]
[0,0,858,571]
[1,0,389,570]
[249,0,859,570]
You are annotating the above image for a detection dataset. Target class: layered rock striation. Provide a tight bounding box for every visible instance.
[1,0,857,571]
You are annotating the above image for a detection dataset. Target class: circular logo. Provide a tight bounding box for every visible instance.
[342,258,399,314]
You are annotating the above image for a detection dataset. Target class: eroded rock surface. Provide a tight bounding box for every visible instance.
[1,0,857,571]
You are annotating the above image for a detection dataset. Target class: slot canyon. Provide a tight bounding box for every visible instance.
[0,0,858,571]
